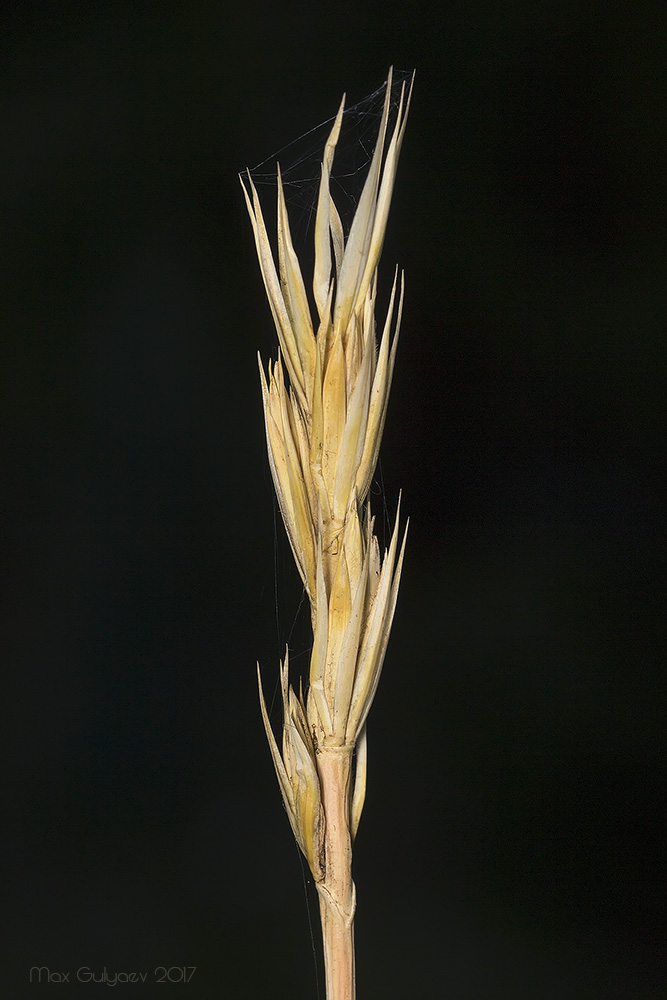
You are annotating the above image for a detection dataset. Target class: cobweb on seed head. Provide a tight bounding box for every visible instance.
[246,71,412,673]
[246,70,412,667]
[244,68,414,258]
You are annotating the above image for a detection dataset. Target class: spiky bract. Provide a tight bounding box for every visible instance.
[243,68,411,883]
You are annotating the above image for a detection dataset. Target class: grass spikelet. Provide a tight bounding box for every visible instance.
[242,67,413,1000]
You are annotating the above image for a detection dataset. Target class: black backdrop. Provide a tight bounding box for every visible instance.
[2,3,664,998]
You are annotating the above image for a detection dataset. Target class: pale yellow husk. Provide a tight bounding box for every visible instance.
[245,67,412,1000]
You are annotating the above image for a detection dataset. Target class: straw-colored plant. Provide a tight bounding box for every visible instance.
[241,68,412,1000]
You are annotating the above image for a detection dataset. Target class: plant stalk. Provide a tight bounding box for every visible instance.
[246,67,413,1000]
[316,746,356,1000]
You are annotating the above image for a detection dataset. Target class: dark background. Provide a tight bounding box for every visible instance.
[2,2,664,997]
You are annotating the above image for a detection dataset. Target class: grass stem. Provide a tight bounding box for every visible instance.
[244,67,413,999]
